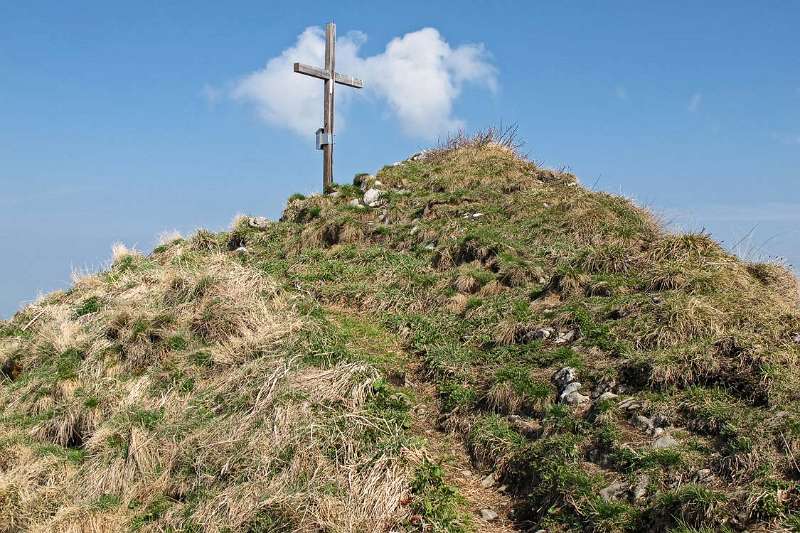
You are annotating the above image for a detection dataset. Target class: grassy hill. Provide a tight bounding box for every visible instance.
[2,131,800,532]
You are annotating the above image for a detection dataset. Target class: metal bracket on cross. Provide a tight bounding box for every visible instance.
[315,128,332,150]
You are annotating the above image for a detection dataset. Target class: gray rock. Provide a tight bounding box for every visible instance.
[599,481,627,501]
[409,226,420,236]
[363,188,384,207]
[248,216,270,229]
[618,398,643,411]
[409,150,430,161]
[632,475,649,501]
[555,329,578,345]
[564,391,590,405]
[552,367,578,390]
[633,415,655,433]
[566,391,590,405]
[695,468,712,482]
[652,413,670,428]
[618,398,636,409]
[480,509,498,521]
[597,391,619,402]
[348,198,362,207]
[792,333,800,344]
[327,190,340,197]
[559,381,582,401]
[234,246,248,255]
[533,327,555,341]
[653,434,678,449]
[480,473,495,488]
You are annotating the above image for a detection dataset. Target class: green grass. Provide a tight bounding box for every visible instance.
[2,138,800,531]
[74,296,101,317]
[409,460,471,532]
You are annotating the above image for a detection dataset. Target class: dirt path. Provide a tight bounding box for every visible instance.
[407,367,518,532]
[326,307,519,531]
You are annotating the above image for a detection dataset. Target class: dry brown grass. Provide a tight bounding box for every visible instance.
[0,244,415,531]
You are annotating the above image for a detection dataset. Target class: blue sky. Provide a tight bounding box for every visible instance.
[1,1,798,317]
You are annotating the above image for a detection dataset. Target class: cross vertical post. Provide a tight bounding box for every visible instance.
[293,22,364,193]
[323,22,335,192]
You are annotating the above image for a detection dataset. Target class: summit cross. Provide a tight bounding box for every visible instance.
[293,22,364,192]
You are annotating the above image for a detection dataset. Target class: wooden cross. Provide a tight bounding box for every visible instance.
[293,22,364,192]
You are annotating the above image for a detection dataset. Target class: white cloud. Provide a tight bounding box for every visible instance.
[688,92,702,112]
[230,26,497,139]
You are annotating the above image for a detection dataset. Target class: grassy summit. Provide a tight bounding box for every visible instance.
[2,132,800,531]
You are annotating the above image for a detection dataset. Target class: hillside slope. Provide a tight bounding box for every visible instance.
[2,134,800,532]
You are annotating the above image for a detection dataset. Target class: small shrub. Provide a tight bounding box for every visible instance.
[74,296,101,317]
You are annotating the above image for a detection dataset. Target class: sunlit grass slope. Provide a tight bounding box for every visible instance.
[2,131,800,531]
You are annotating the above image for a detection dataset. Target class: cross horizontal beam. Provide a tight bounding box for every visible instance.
[293,62,364,89]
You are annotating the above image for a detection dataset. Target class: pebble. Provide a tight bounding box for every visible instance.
[554,329,577,345]
[652,413,670,428]
[792,333,800,344]
[653,434,678,449]
[560,381,582,399]
[363,188,384,206]
[597,391,619,402]
[248,216,270,229]
[633,415,655,433]
[234,246,248,255]
[618,398,636,409]
[552,367,578,390]
[480,509,498,521]
[480,473,495,488]
[564,391,590,405]
[348,198,363,208]
[632,475,649,501]
[695,468,712,481]
[599,481,627,501]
